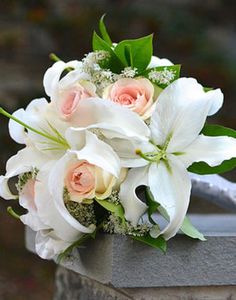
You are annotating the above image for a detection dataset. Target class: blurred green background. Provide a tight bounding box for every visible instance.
[0,1,236,299]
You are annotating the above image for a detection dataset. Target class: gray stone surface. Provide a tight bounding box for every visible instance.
[54,266,236,300]
[191,173,236,211]
[26,214,236,288]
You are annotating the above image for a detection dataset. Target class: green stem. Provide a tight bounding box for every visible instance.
[49,53,61,62]
[0,107,69,148]
[7,206,21,219]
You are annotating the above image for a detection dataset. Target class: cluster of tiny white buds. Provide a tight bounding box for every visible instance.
[148,67,176,85]
[121,67,138,78]
[93,50,110,62]
[107,190,120,205]
[92,69,114,90]
[83,50,110,65]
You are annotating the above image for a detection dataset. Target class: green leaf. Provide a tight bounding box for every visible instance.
[143,64,181,89]
[145,187,160,224]
[132,234,167,253]
[203,87,213,92]
[99,14,112,46]
[188,124,236,175]
[180,216,206,241]
[146,188,204,241]
[202,124,236,137]
[95,199,125,221]
[92,31,124,73]
[114,34,153,73]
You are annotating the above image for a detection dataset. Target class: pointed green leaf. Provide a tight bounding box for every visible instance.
[99,14,112,46]
[145,187,160,224]
[188,124,236,175]
[114,34,153,72]
[92,31,124,73]
[132,234,167,253]
[180,216,206,241]
[95,199,125,221]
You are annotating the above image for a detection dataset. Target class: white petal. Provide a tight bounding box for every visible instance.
[43,60,81,97]
[150,78,224,152]
[9,109,27,144]
[47,155,95,236]
[5,146,47,178]
[180,134,236,168]
[148,56,173,68]
[23,98,68,157]
[19,180,49,231]
[35,229,74,260]
[207,89,223,116]
[20,213,48,232]
[148,156,191,240]
[0,176,17,200]
[119,167,148,225]
[107,138,152,168]
[67,129,121,177]
[74,98,150,140]
[58,70,90,90]
[0,146,48,200]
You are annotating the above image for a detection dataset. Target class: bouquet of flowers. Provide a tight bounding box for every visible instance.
[1,16,236,261]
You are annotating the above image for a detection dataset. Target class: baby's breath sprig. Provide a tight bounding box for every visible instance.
[103,214,151,237]
[66,200,96,227]
[148,67,176,85]
[120,67,138,78]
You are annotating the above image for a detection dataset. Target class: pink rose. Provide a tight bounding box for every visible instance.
[65,161,95,199]
[103,78,155,120]
[56,81,97,121]
[64,160,116,202]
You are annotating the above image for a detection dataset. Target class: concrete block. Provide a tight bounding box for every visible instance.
[53,266,236,300]
[26,214,236,288]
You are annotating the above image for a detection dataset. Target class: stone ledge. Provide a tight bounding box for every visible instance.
[54,266,236,300]
[25,214,236,288]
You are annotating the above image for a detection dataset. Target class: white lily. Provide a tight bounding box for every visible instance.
[43,60,84,97]
[8,98,70,158]
[119,77,236,240]
[34,161,95,259]
[35,129,121,259]
[0,146,49,231]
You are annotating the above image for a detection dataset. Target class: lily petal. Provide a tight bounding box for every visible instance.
[107,138,153,168]
[147,56,173,68]
[43,60,81,97]
[148,155,191,240]
[47,155,95,237]
[119,167,148,225]
[35,229,74,260]
[0,146,48,200]
[9,108,27,144]
[74,98,150,140]
[150,78,224,152]
[67,129,120,178]
[180,134,236,168]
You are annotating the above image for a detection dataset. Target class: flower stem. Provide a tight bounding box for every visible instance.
[0,107,69,148]
[7,206,21,219]
[49,53,61,62]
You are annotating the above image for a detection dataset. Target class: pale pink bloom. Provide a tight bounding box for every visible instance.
[65,161,95,199]
[58,81,97,120]
[103,78,155,120]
